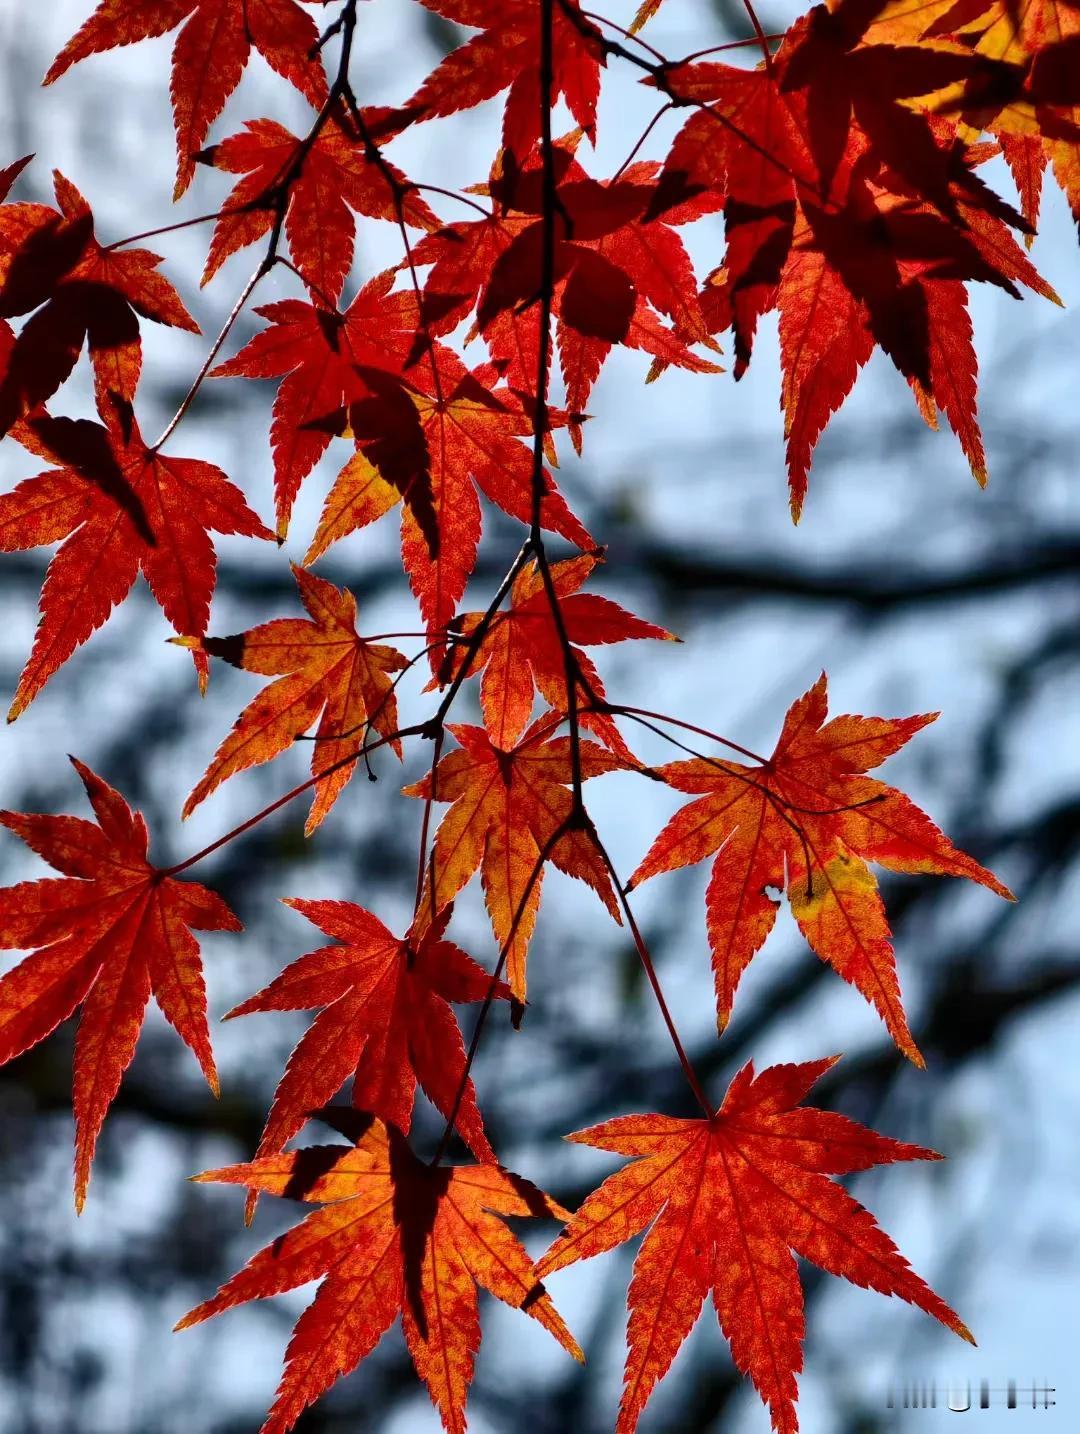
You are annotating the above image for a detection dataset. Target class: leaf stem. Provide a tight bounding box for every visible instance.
[152,255,271,451]
[161,724,424,878]
[432,539,534,725]
[589,821,712,1116]
[612,104,674,182]
[580,9,666,62]
[740,0,777,73]
[104,205,255,252]
[413,182,491,218]
[430,828,566,1166]
[611,703,770,764]
[679,34,785,62]
[414,725,444,915]
[612,705,888,816]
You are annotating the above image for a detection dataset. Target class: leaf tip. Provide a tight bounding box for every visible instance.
[982,870,1015,902]
[67,755,95,794]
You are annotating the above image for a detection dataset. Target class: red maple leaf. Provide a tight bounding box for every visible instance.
[630,675,1012,1061]
[404,718,624,999]
[46,0,331,196]
[200,109,436,299]
[396,0,606,154]
[200,110,436,299]
[656,39,1058,513]
[0,759,241,1209]
[411,143,720,447]
[303,342,595,656]
[227,902,510,1174]
[538,1055,973,1434]
[0,398,274,718]
[211,283,593,652]
[210,274,424,536]
[177,1119,582,1434]
[0,171,198,435]
[179,563,408,833]
[435,553,675,753]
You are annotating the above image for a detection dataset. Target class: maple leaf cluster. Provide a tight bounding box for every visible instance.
[0,0,1056,1427]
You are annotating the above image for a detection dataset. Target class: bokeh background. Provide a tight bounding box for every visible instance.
[0,1,1077,1430]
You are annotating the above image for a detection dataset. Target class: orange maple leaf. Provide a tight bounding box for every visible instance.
[177,1117,582,1434]
[180,563,407,833]
[227,902,510,1174]
[436,553,675,752]
[46,0,331,197]
[537,1055,973,1434]
[0,398,273,717]
[0,759,241,1209]
[200,111,436,298]
[862,0,1080,232]
[0,170,198,435]
[404,718,624,999]
[630,675,1012,1062]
